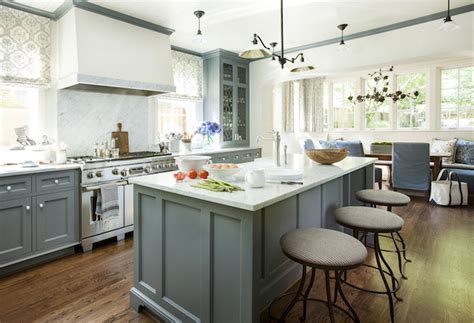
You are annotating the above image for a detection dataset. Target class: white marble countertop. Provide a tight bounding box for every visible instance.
[0,163,81,177]
[129,155,376,211]
[169,146,261,157]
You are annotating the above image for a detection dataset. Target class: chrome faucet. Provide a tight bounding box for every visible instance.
[256,130,281,167]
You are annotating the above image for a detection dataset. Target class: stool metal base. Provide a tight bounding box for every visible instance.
[268,266,359,323]
[343,232,399,323]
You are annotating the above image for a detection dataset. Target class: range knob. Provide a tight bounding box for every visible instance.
[144,166,152,174]
[158,164,164,169]
[95,171,102,177]
[112,168,119,175]
[87,172,94,179]
[120,169,128,177]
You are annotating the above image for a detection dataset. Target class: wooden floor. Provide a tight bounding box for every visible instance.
[0,195,472,323]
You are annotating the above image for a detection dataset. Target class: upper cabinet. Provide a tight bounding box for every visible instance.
[203,50,250,148]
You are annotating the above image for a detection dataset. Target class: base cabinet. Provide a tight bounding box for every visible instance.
[36,190,77,251]
[0,170,79,268]
[0,198,32,263]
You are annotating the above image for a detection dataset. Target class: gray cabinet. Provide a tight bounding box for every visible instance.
[0,170,79,267]
[209,148,262,164]
[0,197,32,263]
[204,49,250,148]
[36,190,77,251]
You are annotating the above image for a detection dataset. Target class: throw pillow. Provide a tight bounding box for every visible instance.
[431,138,457,164]
[455,139,474,165]
[319,138,343,149]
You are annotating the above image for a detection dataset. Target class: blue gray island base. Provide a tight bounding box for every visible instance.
[130,163,374,323]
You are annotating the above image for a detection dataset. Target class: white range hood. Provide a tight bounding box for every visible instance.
[56,8,175,96]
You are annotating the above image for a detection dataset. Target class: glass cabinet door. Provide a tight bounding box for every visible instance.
[222,84,233,142]
[237,67,247,85]
[223,63,233,82]
[237,87,246,141]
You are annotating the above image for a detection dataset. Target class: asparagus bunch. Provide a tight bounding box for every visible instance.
[191,178,244,193]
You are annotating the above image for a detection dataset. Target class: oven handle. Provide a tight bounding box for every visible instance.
[82,180,129,192]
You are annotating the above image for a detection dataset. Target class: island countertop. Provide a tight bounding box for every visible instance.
[129,155,376,211]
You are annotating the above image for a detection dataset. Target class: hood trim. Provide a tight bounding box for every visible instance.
[57,73,176,96]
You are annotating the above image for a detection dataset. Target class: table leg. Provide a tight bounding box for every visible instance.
[432,157,442,179]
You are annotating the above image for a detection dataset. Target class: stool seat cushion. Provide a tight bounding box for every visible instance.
[334,206,404,233]
[280,228,367,270]
[356,189,410,206]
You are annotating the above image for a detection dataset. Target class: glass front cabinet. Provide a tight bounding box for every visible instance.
[204,50,249,147]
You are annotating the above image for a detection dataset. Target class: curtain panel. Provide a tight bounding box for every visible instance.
[281,81,294,132]
[0,6,51,87]
[162,50,203,101]
[299,77,325,132]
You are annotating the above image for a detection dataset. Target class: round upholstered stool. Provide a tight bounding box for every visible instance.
[334,206,405,323]
[356,189,411,279]
[269,228,367,323]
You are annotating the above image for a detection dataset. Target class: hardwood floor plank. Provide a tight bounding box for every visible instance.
[0,195,472,322]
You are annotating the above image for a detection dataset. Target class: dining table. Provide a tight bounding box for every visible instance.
[365,151,451,180]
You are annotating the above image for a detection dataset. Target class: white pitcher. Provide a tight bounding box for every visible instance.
[245,169,265,188]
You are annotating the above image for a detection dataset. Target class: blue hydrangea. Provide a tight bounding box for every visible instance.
[197,121,221,136]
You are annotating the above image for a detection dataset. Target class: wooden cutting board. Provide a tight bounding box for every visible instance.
[111,123,129,155]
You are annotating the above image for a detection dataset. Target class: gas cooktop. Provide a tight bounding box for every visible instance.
[69,151,171,163]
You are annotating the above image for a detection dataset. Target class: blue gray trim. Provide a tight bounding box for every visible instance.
[72,0,174,35]
[171,46,202,57]
[253,4,474,60]
[202,48,250,63]
[53,0,73,20]
[1,0,56,19]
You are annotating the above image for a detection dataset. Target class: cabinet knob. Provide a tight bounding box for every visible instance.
[39,203,44,208]
[235,155,239,159]
[6,186,12,191]
[25,205,31,211]
[54,179,59,184]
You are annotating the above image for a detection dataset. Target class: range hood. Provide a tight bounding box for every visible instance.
[56,8,175,96]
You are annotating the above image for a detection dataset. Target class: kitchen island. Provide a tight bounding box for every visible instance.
[129,155,376,323]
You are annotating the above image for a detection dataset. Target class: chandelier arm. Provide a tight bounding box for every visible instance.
[255,34,271,50]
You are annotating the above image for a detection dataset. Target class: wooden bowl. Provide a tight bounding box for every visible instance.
[305,148,349,164]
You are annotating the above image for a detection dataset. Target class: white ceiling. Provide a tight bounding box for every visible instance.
[14,0,65,13]
[13,0,473,53]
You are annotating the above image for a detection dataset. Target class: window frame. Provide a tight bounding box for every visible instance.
[362,75,394,131]
[327,79,357,131]
[438,64,474,131]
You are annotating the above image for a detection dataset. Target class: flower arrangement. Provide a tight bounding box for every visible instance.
[196,121,221,145]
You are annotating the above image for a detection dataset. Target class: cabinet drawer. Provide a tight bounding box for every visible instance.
[235,151,253,163]
[252,149,261,159]
[211,154,232,163]
[0,176,32,200]
[36,171,75,193]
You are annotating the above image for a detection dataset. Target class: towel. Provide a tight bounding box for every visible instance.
[95,183,120,221]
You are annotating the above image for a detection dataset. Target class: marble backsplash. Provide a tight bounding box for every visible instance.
[57,89,149,157]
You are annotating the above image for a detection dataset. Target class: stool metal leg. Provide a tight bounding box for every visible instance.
[279,265,307,322]
[335,271,360,323]
[325,270,335,323]
[301,268,316,322]
[374,233,395,323]
[391,232,408,280]
[395,231,412,263]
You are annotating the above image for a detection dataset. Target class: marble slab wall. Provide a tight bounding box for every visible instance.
[57,89,149,156]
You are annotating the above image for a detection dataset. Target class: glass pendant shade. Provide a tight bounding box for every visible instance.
[337,40,350,54]
[239,43,271,59]
[193,31,207,44]
[289,60,315,73]
[439,17,459,32]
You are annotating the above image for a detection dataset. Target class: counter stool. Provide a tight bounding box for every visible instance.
[269,228,367,323]
[334,206,405,323]
[356,189,411,279]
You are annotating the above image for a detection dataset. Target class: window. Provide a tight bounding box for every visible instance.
[440,66,474,129]
[364,78,391,129]
[397,73,427,129]
[0,86,39,146]
[323,83,329,130]
[332,81,354,129]
[156,99,197,136]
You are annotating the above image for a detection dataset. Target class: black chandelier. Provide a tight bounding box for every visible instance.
[239,0,314,73]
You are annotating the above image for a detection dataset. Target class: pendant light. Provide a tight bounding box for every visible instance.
[193,10,207,43]
[439,0,459,32]
[337,24,349,53]
[239,0,314,73]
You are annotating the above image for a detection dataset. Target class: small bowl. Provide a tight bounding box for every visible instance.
[204,163,241,179]
[305,148,348,164]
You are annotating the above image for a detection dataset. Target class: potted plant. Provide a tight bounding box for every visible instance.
[196,121,221,149]
[370,142,393,154]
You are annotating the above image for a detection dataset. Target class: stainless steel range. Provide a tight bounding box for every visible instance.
[72,151,176,251]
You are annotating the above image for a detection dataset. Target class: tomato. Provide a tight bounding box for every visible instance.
[173,171,186,181]
[187,169,198,179]
[199,170,209,179]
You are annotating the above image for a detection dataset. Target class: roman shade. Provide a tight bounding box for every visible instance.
[0,6,51,87]
[163,50,203,101]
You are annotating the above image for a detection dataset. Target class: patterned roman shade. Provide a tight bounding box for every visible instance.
[164,50,203,101]
[0,6,51,87]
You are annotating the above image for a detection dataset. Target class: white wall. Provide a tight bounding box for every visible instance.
[249,12,474,156]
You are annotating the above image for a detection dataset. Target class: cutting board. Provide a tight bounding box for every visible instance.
[111,123,129,155]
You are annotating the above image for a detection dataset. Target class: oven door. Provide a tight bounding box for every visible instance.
[81,181,126,239]
[124,184,134,227]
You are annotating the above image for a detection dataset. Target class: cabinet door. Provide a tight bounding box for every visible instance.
[222,83,234,143]
[36,190,77,251]
[0,197,32,263]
